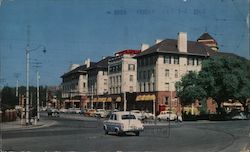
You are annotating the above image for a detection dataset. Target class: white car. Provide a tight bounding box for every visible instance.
[157,111,177,121]
[131,110,146,120]
[103,111,144,136]
[59,108,68,113]
[94,109,107,118]
[143,112,155,119]
[231,112,248,120]
[68,108,81,114]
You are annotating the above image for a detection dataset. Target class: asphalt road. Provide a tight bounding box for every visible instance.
[2,114,250,152]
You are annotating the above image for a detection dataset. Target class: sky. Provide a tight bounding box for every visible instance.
[0,0,249,87]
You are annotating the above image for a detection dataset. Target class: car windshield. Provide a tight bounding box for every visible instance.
[121,114,136,120]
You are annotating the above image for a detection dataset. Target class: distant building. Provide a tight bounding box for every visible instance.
[86,57,112,109]
[61,59,95,109]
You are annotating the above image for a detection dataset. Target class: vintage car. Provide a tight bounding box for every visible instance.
[157,110,177,121]
[130,110,146,120]
[94,109,107,118]
[103,111,144,136]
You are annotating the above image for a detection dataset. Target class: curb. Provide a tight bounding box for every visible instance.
[1,120,58,131]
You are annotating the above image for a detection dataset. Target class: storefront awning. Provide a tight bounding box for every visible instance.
[116,97,121,102]
[106,97,112,102]
[136,94,156,101]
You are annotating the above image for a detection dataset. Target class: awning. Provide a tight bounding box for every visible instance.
[116,97,121,102]
[106,97,112,102]
[97,97,107,102]
[136,94,156,101]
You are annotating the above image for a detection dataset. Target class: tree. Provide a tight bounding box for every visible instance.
[199,56,250,109]
[176,71,207,106]
[176,55,250,112]
[1,86,18,110]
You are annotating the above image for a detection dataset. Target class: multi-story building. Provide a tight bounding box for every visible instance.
[134,32,215,114]
[86,57,112,109]
[108,49,141,110]
[61,59,95,109]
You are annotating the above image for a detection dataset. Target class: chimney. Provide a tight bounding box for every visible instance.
[155,39,163,44]
[178,32,187,53]
[69,64,80,71]
[84,58,91,68]
[141,43,150,51]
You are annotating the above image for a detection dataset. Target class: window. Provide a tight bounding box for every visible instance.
[129,86,133,92]
[148,83,151,92]
[197,58,202,66]
[138,71,141,79]
[129,75,133,82]
[103,71,107,75]
[122,114,136,120]
[152,82,155,91]
[128,64,135,71]
[143,71,146,79]
[165,69,170,77]
[174,56,179,64]
[165,83,169,91]
[148,70,151,80]
[152,70,154,78]
[83,82,86,88]
[104,79,107,85]
[164,55,171,64]
[175,70,178,78]
[139,83,142,92]
[188,57,195,65]
[109,77,112,84]
[143,83,146,92]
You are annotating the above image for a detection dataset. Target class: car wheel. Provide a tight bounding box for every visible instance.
[158,118,161,121]
[135,131,140,136]
[105,130,108,135]
[115,129,121,136]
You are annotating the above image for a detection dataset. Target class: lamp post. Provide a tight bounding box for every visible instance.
[25,45,46,125]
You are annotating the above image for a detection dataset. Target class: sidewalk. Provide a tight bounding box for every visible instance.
[1,117,57,131]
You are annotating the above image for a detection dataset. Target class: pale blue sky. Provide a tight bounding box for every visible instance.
[0,0,249,87]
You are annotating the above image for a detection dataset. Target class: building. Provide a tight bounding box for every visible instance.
[86,57,112,109]
[134,32,215,114]
[108,49,141,110]
[61,59,95,109]
[197,32,219,51]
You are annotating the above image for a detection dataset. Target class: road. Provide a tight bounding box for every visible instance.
[2,113,250,152]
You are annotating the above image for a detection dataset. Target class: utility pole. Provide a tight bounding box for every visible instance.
[32,62,41,121]
[123,92,127,111]
[37,70,40,120]
[91,85,93,109]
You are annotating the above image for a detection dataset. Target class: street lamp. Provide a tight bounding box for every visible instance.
[25,44,46,125]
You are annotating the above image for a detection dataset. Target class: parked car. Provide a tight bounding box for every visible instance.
[143,112,155,119]
[68,108,81,114]
[131,110,146,120]
[106,109,119,118]
[231,112,248,120]
[103,111,144,136]
[85,109,96,117]
[94,109,107,118]
[59,108,68,113]
[47,108,59,117]
[157,110,177,121]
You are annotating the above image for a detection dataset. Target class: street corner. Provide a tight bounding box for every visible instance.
[1,119,58,131]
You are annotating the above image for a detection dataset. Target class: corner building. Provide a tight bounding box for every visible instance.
[135,32,215,114]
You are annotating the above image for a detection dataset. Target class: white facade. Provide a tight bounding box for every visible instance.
[137,32,205,93]
[88,70,108,95]
[108,54,137,94]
